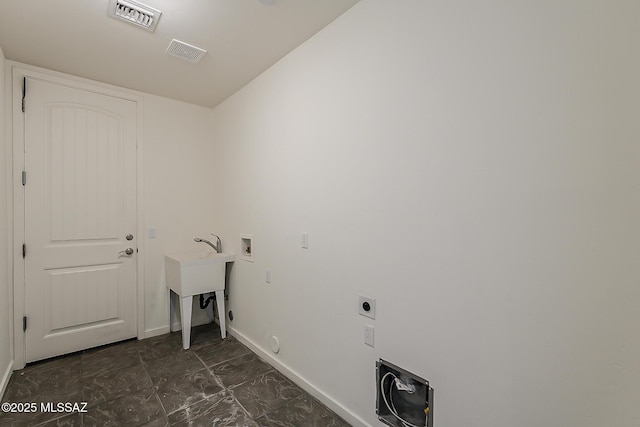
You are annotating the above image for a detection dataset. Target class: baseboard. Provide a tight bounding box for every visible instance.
[0,360,14,400]
[169,316,214,334]
[227,326,370,427]
[146,317,212,338]
[143,326,170,339]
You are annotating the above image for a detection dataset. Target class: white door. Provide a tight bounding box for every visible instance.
[24,78,138,363]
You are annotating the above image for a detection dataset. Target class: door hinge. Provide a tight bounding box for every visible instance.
[23,316,27,332]
[22,171,26,186]
[22,244,26,258]
[21,77,26,113]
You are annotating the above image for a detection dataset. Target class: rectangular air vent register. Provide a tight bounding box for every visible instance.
[166,39,207,63]
[108,0,162,32]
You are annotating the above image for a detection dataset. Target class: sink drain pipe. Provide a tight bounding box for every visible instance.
[200,293,217,322]
[199,293,216,309]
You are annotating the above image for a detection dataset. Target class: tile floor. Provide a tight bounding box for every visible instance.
[0,324,349,427]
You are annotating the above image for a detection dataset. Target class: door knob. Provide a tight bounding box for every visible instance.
[119,248,134,256]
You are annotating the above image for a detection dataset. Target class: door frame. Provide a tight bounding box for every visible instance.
[10,64,146,369]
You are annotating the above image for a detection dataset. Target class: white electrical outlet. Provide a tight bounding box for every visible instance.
[301,232,309,249]
[359,295,376,319]
[266,269,271,283]
[364,324,375,347]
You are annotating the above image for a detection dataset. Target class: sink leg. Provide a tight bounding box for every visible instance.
[215,289,226,339]
[180,295,193,349]
[169,290,178,333]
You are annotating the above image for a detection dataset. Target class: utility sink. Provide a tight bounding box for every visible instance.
[165,251,235,349]
[165,251,235,296]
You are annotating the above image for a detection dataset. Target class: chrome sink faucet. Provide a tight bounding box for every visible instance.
[194,233,221,253]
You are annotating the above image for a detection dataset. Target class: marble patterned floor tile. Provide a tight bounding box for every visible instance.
[0,411,38,427]
[155,368,224,415]
[0,408,51,427]
[138,415,170,426]
[82,388,163,427]
[138,332,185,362]
[82,363,153,406]
[81,340,142,378]
[188,323,224,351]
[255,394,350,427]
[144,351,206,388]
[0,394,85,427]
[194,337,251,367]
[1,355,83,427]
[167,392,258,427]
[5,355,82,402]
[1,331,350,427]
[232,371,304,419]
[35,412,82,426]
[212,353,274,389]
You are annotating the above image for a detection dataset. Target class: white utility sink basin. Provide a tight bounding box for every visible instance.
[165,251,234,296]
[165,251,235,349]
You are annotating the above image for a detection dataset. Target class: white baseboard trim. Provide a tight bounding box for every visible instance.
[169,317,215,334]
[143,326,170,339]
[0,360,14,400]
[228,326,370,427]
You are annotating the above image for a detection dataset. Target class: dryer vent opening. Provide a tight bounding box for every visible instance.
[376,359,434,427]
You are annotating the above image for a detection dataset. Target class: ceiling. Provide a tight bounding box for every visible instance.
[0,0,360,108]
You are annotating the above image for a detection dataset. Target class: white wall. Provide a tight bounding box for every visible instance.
[0,46,14,396]
[210,1,640,426]
[142,93,219,334]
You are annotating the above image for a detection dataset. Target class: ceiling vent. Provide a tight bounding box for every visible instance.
[108,0,162,32]
[166,39,207,63]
